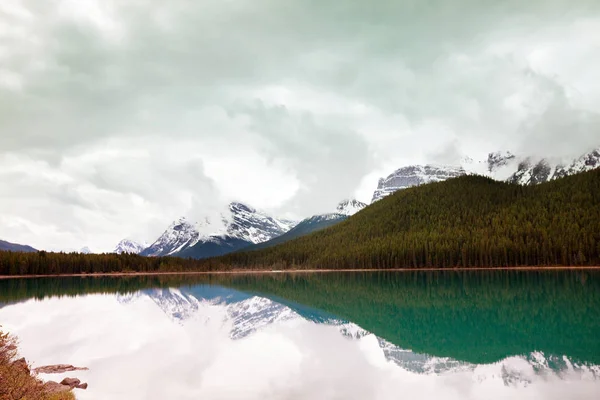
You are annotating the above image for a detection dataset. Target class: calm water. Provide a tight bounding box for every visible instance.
[1,271,599,399]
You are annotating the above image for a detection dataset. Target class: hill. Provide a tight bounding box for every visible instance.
[208,169,600,270]
[0,239,37,253]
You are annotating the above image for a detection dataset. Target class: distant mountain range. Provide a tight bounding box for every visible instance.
[0,239,37,253]
[5,146,594,259]
[372,146,600,202]
[114,200,367,260]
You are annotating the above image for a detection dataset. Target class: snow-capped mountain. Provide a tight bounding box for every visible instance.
[508,146,600,185]
[336,199,367,216]
[142,202,297,258]
[140,217,201,257]
[226,202,296,244]
[113,239,147,254]
[372,146,600,202]
[372,165,466,203]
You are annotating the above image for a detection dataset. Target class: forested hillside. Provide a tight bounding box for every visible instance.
[0,169,599,275]
[210,169,600,269]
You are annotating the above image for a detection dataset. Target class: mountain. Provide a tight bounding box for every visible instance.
[213,168,600,270]
[246,200,367,251]
[335,199,367,216]
[113,239,147,254]
[140,217,201,257]
[79,246,93,254]
[508,146,600,185]
[142,202,297,258]
[0,239,37,253]
[373,147,600,202]
[225,202,297,243]
[372,165,466,203]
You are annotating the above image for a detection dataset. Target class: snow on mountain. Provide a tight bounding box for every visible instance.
[113,239,147,254]
[371,165,466,203]
[142,203,297,257]
[225,202,295,244]
[508,146,600,185]
[335,199,367,216]
[462,151,522,180]
[372,146,600,202]
[140,217,202,257]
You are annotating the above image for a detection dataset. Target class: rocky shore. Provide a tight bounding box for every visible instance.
[1,329,88,399]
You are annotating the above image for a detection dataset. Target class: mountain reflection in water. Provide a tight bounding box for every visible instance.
[0,271,599,400]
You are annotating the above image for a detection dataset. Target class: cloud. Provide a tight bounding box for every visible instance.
[1,0,599,249]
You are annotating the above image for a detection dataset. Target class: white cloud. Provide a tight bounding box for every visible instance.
[0,0,599,250]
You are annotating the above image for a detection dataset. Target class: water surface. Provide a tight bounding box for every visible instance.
[1,271,599,399]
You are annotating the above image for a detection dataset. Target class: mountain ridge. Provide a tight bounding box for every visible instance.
[0,239,37,253]
[372,146,600,202]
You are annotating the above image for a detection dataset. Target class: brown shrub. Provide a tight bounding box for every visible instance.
[0,329,75,400]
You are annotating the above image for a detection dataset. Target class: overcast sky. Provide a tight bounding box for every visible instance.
[1,0,599,252]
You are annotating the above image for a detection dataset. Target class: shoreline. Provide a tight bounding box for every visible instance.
[1,266,599,279]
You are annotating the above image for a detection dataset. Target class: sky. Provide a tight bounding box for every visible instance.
[1,0,600,251]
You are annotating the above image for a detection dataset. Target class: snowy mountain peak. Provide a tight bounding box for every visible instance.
[508,146,600,185]
[142,203,297,257]
[140,217,201,257]
[336,199,367,216]
[226,201,294,244]
[114,239,147,254]
[229,202,255,214]
[79,246,93,254]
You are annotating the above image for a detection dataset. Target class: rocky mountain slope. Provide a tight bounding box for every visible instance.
[372,165,466,202]
[508,146,600,185]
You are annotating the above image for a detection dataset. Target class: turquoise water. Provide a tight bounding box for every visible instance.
[1,270,599,399]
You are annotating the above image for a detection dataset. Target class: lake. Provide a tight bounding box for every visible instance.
[1,270,599,399]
